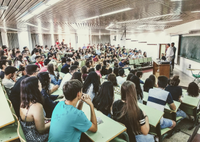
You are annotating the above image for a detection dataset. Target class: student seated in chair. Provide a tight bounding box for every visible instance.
[147,76,176,129]
[2,66,18,96]
[165,76,187,119]
[48,79,97,142]
[113,81,154,142]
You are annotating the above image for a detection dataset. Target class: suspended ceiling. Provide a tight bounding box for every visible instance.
[0,0,200,34]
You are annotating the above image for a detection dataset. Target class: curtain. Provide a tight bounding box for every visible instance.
[7,33,19,49]
[31,34,39,49]
[43,34,52,48]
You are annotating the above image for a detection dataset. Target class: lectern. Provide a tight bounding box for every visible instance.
[153,61,170,78]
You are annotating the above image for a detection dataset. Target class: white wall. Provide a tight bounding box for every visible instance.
[110,20,200,77]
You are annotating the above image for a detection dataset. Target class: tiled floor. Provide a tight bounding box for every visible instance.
[141,68,198,142]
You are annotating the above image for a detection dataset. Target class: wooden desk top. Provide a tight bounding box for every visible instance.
[0,85,15,128]
[82,103,126,142]
[138,103,163,127]
[187,68,200,71]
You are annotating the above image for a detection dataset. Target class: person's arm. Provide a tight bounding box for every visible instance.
[81,94,97,132]
[33,103,50,133]
[169,103,176,111]
[77,100,84,110]
[49,85,59,94]
[167,93,176,111]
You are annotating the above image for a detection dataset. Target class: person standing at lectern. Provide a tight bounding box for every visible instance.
[171,42,176,70]
[166,44,174,75]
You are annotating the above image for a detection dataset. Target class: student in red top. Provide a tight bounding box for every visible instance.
[39,55,45,67]
[93,54,99,62]
[35,56,42,69]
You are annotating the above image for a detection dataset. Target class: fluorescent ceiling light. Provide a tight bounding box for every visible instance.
[25,23,49,30]
[117,13,174,23]
[0,6,8,10]
[101,8,132,16]
[0,26,18,31]
[156,19,182,23]
[105,23,114,29]
[18,0,62,21]
[191,11,200,13]
[81,7,132,21]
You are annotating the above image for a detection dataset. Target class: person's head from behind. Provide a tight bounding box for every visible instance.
[129,69,136,75]
[113,67,119,76]
[108,73,118,86]
[35,49,39,55]
[71,72,82,83]
[143,78,154,92]
[130,76,142,95]
[120,81,141,132]
[44,59,50,66]
[157,76,168,88]
[81,66,87,74]
[169,76,180,86]
[83,71,100,93]
[47,64,55,75]
[118,69,124,77]
[48,54,53,60]
[70,65,78,75]
[187,82,199,97]
[66,58,71,65]
[20,76,43,109]
[73,61,79,67]
[93,81,114,111]
[35,56,41,63]
[86,61,91,68]
[25,65,39,76]
[5,66,18,78]
[136,71,143,79]
[0,60,7,70]
[96,64,101,71]
[37,72,50,93]
[15,51,21,57]
[88,68,95,73]
[63,79,83,101]
[149,74,156,86]
[127,73,134,81]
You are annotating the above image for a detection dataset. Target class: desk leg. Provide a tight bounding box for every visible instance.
[189,108,198,130]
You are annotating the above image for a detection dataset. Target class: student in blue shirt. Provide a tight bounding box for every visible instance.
[48,79,97,142]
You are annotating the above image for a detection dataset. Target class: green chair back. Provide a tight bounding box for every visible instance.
[57,63,62,72]
[143,57,148,63]
[138,58,144,64]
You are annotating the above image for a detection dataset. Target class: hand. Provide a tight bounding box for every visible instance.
[59,76,62,80]
[81,94,93,106]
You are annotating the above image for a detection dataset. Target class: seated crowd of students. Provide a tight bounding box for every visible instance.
[0,43,199,142]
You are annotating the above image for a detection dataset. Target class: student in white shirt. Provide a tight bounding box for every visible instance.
[59,65,78,90]
[116,69,126,86]
[2,66,18,95]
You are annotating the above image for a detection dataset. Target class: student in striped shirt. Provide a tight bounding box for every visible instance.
[147,76,176,129]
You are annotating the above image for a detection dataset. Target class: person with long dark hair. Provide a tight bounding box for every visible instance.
[130,76,143,103]
[93,81,114,116]
[149,74,156,87]
[112,81,153,142]
[187,82,200,109]
[19,77,49,141]
[14,55,25,69]
[81,66,88,81]
[83,71,100,101]
[71,72,82,83]
[108,73,120,94]
[48,64,62,85]
[143,78,154,92]
[37,72,59,118]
